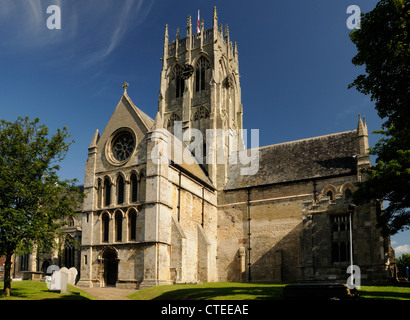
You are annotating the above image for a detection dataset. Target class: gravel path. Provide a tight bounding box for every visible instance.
[76,286,137,300]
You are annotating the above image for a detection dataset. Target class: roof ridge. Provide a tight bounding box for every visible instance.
[258,130,356,151]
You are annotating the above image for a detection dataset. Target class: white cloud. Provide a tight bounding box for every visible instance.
[394,244,410,255]
[0,0,154,67]
[79,0,154,67]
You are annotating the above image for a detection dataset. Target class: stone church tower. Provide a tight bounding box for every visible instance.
[75,7,394,288]
[158,7,243,189]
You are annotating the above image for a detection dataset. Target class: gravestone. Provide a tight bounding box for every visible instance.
[67,267,78,285]
[59,268,69,293]
[46,265,60,275]
[46,270,68,293]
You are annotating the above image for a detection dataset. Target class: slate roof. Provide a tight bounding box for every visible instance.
[225,130,358,190]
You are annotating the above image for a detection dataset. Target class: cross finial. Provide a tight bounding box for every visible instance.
[122,82,129,92]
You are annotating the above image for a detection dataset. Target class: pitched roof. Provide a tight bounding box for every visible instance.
[225,130,358,190]
[123,93,154,130]
[160,129,215,189]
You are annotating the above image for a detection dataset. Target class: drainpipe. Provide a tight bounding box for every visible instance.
[247,188,252,282]
[348,204,356,288]
[201,187,205,228]
[177,171,181,221]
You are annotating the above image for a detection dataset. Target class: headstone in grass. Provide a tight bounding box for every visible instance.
[46,265,60,275]
[47,270,68,293]
[67,267,78,286]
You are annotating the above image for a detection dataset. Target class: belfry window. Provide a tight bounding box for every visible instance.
[174,65,185,98]
[195,57,210,92]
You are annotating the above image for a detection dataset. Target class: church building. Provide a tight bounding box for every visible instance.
[71,7,394,288]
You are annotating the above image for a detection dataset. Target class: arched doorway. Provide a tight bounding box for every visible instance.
[103,248,118,286]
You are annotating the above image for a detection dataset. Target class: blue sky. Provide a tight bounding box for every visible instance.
[0,0,408,254]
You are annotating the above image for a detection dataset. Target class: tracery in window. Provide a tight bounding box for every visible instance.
[195,57,210,92]
[331,215,351,263]
[193,106,210,121]
[167,113,181,133]
[173,65,185,98]
[112,132,135,162]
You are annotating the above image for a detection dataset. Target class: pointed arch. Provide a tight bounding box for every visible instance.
[172,63,185,98]
[322,185,337,201]
[129,171,139,203]
[103,177,112,207]
[127,208,138,241]
[340,182,355,200]
[101,211,111,243]
[195,56,211,93]
[114,210,124,242]
[116,174,125,205]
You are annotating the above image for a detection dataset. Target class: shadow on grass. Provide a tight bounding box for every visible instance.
[151,285,285,300]
[359,290,410,300]
[1,287,92,300]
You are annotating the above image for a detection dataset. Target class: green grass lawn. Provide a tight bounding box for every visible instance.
[128,282,289,300]
[358,285,410,300]
[0,281,94,300]
[1,281,409,300]
[128,282,410,300]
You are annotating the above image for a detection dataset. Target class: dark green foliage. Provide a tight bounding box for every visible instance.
[349,0,410,235]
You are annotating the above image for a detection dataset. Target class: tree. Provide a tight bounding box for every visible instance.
[349,0,410,235]
[395,253,410,278]
[0,117,83,296]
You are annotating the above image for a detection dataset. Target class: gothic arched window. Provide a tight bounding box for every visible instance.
[102,213,110,242]
[173,65,185,98]
[117,175,125,205]
[128,209,137,241]
[115,211,123,242]
[64,236,75,268]
[326,190,334,201]
[344,188,353,200]
[130,173,138,203]
[104,178,111,207]
[195,57,210,92]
